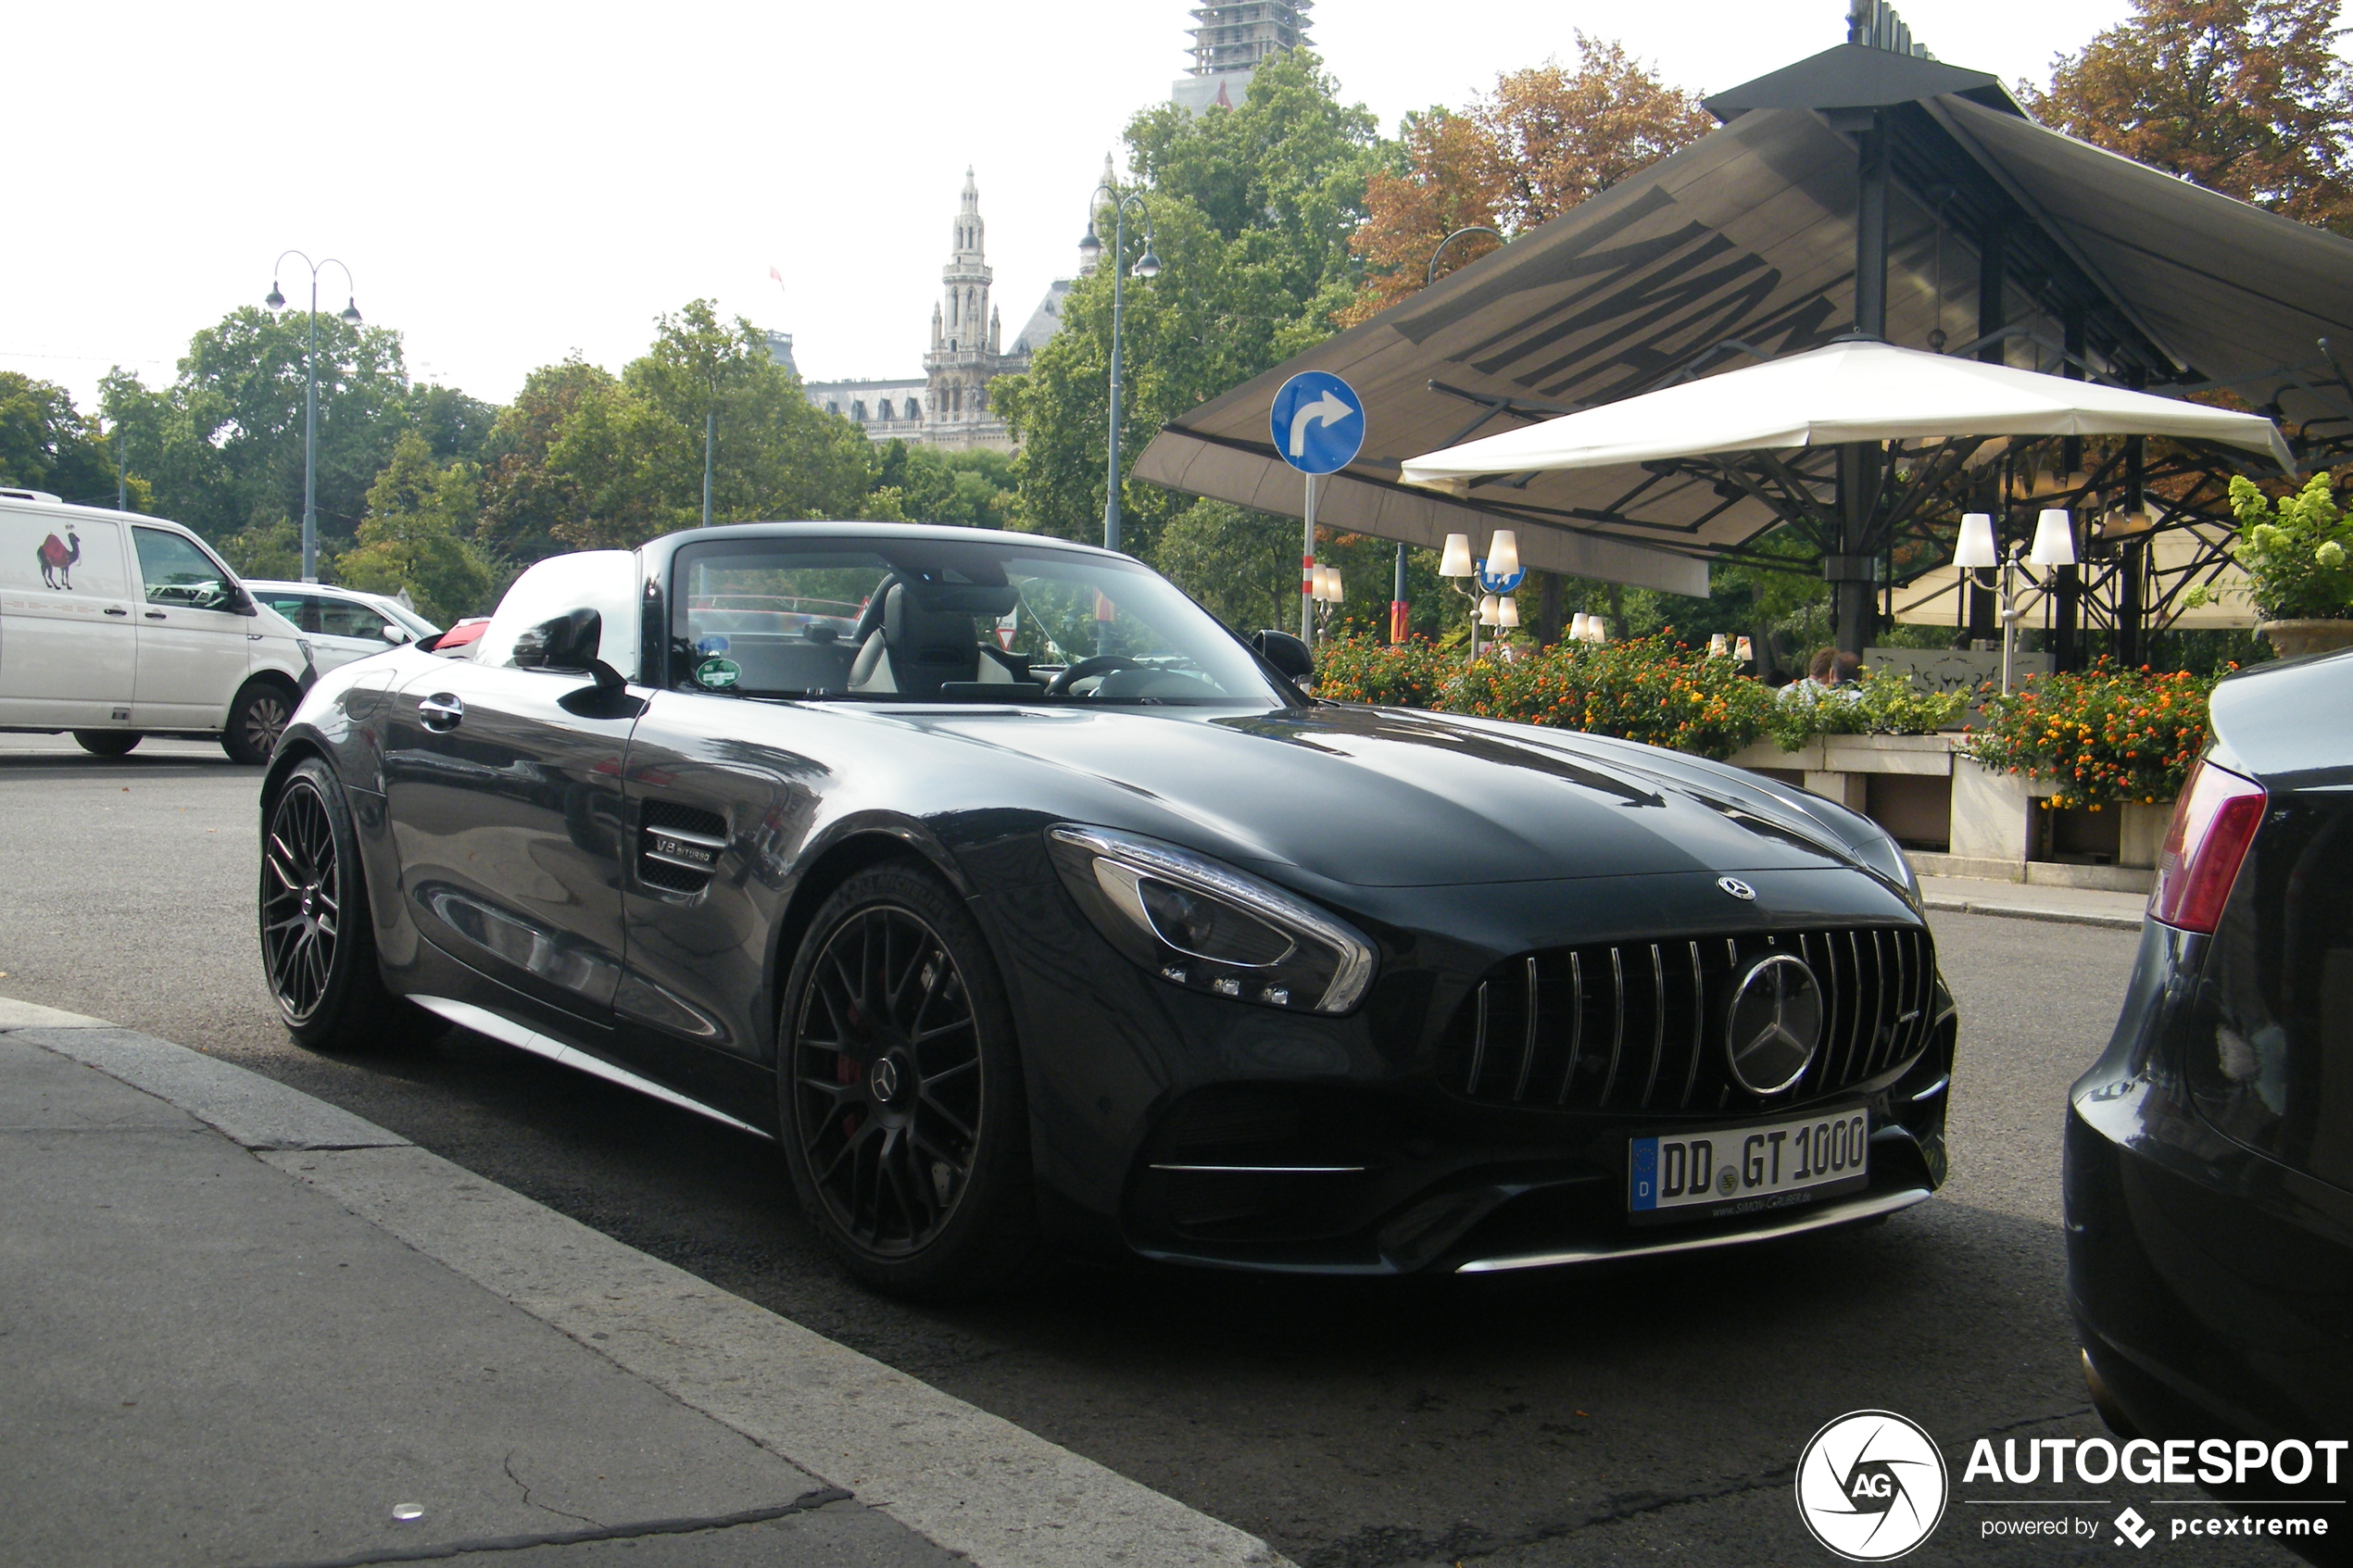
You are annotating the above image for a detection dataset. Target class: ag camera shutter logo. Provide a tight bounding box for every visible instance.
[1795,1410,1949,1561]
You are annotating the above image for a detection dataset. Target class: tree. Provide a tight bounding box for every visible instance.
[0,373,141,508]
[1342,38,1714,323]
[101,307,418,548]
[990,48,1385,558]
[414,384,500,464]
[477,307,878,556]
[1155,501,1305,631]
[475,359,618,563]
[334,432,499,623]
[2030,0,2353,232]
[871,442,1017,529]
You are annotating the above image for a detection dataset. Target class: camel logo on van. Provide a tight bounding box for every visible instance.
[38,529,81,590]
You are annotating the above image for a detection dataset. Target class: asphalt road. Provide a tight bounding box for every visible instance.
[0,733,2299,1568]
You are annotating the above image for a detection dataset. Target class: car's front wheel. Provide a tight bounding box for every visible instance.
[224,680,295,765]
[260,758,416,1049]
[71,731,141,757]
[779,861,1038,1299]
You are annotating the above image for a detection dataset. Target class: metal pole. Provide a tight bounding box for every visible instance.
[1103,203,1126,554]
[1390,542,1408,645]
[302,273,320,583]
[116,431,126,513]
[1833,107,1890,657]
[2120,433,2147,665]
[702,409,715,527]
[2000,549,2018,695]
[1299,472,1316,644]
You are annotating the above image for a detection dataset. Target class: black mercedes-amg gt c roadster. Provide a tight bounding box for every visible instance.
[258,522,1955,1297]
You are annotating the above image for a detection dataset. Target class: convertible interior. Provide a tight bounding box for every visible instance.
[687,573,1227,703]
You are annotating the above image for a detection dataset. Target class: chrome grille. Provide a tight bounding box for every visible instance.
[1441,926,1936,1114]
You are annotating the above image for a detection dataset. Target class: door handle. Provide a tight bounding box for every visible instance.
[417,694,464,731]
[144,610,167,620]
[104,607,128,617]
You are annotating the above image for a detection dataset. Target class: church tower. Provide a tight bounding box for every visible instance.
[923,168,1016,449]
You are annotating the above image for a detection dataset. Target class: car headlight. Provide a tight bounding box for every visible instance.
[1047,824,1376,1013]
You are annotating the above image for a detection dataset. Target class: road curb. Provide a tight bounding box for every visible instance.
[1919,895,2144,932]
[0,1000,1292,1568]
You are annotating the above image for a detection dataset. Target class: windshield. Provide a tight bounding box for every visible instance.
[668,535,1290,708]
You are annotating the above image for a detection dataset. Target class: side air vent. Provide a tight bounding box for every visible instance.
[638,800,728,894]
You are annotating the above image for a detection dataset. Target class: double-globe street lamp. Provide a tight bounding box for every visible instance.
[1081,186,1161,555]
[1953,506,2077,694]
[265,253,361,583]
[1438,528,1525,663]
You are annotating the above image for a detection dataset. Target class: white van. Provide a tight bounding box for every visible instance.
[0,489,315,761]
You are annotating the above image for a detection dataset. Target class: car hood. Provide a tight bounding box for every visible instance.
[904,703,1881,889]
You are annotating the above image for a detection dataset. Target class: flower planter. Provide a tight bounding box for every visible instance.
[1730,736,2171,890]
[2259,620,2353,659]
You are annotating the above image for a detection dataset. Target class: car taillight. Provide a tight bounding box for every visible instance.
[2148,759,2267,934]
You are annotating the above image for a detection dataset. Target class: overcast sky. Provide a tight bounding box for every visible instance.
[8,0,2162,411]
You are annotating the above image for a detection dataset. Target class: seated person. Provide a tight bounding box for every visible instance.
[1780,646,1863,702]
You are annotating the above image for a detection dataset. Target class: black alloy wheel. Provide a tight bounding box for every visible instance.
[225,682,294,765]
[71,731,142,757]
[259,758,415,1048]
[781,863,1037,1298]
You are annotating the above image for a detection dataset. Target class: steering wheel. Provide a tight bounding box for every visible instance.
[1047,654,1146,696]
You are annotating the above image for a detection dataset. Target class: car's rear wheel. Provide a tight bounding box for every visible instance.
[224,680,295,765]
[261,758,417,1049]
[71,731,142,757]
[779,862,1038,1298]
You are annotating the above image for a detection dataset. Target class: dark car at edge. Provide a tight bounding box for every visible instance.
[258,522,1956,1297]
[2068,649,2353,1559]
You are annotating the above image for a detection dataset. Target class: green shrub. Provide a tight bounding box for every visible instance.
[1764,670,1970,751]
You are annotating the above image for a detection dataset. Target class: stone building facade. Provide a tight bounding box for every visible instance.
[802,169,1074,454]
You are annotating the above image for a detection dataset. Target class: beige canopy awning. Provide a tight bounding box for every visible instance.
[1397,340,2293,490]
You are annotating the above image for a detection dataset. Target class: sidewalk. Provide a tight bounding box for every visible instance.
[0,999,1287,1568]
[1918,873,2148,932]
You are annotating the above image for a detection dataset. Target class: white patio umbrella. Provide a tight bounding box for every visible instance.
[1397,339,2295,490]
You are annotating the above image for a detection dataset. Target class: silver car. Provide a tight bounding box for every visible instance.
[244,582,441,674]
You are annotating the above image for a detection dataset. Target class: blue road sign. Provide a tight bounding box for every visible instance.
[1270,371,1365,475]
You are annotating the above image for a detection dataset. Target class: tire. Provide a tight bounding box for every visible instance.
[72,731,142,757]
[778,862,1039,1299]
[223,680,296,765]
[259,758,419,1050]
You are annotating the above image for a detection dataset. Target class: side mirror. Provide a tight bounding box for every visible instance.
[514,608,624,691]
[380,621,411,644]
[1252,629,1315,686]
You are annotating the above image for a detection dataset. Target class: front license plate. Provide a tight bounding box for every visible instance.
[1628,1110,1869,1223]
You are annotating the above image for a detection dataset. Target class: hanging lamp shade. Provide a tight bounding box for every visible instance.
[1953,511,1999,570]
[1439,533,1474,577]
[1493,596,1519,629]
[2030,508,2078,568]
[1484,530,1520,578]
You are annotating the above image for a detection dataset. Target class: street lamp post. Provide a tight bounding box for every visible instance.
[266,253,360,583]
[1953,508,2077,694]
[1082,185,1160,555]
[1437,530,1524,663]
[1427,225,1504,285]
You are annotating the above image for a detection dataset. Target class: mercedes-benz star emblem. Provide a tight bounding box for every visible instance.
[1718,876,1756,900]
[1725,953,1824,1095]
[868,1057,900,1103]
